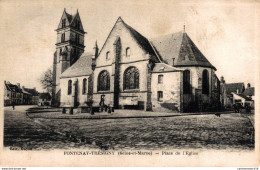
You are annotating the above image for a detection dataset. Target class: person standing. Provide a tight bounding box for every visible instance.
[12,101,15,110]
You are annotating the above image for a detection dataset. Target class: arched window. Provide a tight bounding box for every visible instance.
[106,51,110,60]
[126,47,131,57]
[124,66,139,90]
[98,70,110,91]
[61,33,65,43]
[183,70,191,94]
[202,69,209,94]
[68,80,72,95]
[82,78,87,94]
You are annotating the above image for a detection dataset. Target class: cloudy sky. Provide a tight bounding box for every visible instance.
[0,0,259,92]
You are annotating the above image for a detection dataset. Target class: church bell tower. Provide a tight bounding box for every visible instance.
[52,9,86,106]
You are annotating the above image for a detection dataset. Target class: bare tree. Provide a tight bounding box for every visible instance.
[39,68,53,94]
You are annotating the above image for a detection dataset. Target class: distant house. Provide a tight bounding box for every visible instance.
[231,92,253,107]
[4,81,41,106]
[38,93,52,106]
[23,87,39,105]
[243,83,255,100]
[21,88,32,105]
[220,77,255,109]
[220,77,245,108]
[4,81,23,105]
[4,81,12,106]
[242,83,255,108]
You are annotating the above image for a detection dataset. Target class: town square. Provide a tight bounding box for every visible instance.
[1,0,259,167]
[4,105,254,150]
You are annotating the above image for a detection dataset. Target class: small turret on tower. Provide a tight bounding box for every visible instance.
[92,41,98,70]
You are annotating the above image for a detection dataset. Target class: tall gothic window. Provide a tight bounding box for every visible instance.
[183,70,191,94]
[124,66,139,90]
[82,78,87,94]
[62,19,66,28]
[202,69,209,94]
[61,33,65,43]
[68,80,72,95]
[98,70,110,91]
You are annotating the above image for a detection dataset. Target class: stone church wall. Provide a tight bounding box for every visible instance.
[176,66,218,111]
[92,19,154,110]
[60,76,89,107]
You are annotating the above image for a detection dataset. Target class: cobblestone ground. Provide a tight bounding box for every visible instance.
[4,106,97,150]
[4,106,254,151]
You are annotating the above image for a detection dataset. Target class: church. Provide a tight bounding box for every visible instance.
[52,9,220,113]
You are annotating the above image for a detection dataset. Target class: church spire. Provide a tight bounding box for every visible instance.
[183,23,185,33]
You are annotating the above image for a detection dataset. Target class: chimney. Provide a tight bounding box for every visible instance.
[247,83,251,88]
[17,83,20,88]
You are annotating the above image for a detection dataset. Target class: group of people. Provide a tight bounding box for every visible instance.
[233,103,251,113]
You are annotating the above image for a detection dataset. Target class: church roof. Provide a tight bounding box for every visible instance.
[152,63,183,73]
[60,52,93,78]
[122,20,157,58]
[96,17,215,69]
[65,11,73,23]
[64,10,78,25]
[150,32,216,70]
[57,9,84,32]
[98,17,159,63]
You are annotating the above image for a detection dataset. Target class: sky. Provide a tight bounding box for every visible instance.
[0,0,259,92]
